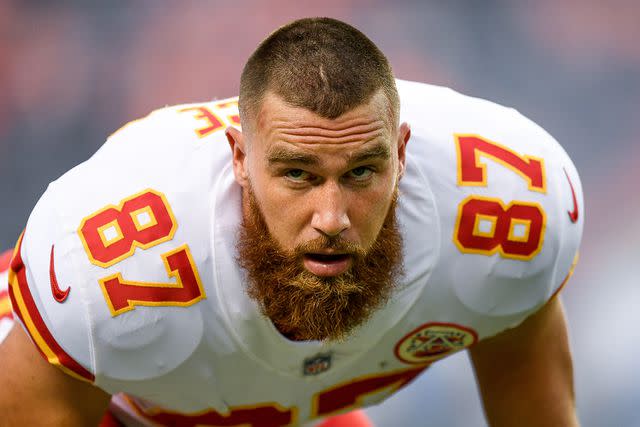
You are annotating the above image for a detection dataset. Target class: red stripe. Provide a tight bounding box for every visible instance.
[99,410,126,427]
[8,254,48,362]
[9,234,94,382]
[0,249,12,272]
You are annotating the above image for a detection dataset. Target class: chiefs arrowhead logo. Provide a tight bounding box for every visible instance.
[394,322,477,365]
[49,245,71,303]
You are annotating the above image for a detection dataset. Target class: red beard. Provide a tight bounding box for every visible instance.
[236,187,403,342]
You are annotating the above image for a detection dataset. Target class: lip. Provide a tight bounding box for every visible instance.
[303,253,352,276]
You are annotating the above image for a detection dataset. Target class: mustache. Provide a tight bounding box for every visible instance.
[294,235,366,257]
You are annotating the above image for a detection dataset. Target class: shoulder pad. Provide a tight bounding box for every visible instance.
[10,187,95,382]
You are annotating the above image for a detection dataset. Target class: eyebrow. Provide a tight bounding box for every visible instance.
[267,142,391,167]
[267,147,321,166]
[347,142,391,164]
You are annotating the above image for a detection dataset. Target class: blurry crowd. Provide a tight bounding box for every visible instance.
[1,1,639,426]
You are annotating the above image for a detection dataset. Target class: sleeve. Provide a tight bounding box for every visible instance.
[441,107,582,327]
[511,110,584,304]
[399,82,584,341]
[8,184,96,383]
[456,120,584,320]
[464,115,584,325]
[545,136,583,300]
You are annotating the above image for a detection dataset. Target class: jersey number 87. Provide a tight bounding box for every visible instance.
[453,134,547,261]
[78,189,205,316]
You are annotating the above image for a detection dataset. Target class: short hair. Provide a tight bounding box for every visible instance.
[239,17,399,133]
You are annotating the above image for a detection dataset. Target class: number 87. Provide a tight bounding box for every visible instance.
[78,189,205,316]
[453,135,547,261]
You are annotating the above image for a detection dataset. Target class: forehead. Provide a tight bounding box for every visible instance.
[252,90,395,159]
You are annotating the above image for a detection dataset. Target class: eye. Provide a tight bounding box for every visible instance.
[285,169,312,181]
[347,166,374,181]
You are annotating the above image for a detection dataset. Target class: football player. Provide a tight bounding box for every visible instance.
[0,17,582,426]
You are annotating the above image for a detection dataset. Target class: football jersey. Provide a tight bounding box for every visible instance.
[7,79,583,426]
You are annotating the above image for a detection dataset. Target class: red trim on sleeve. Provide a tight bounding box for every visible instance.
[8,233,95,382]
[99,410,127,427]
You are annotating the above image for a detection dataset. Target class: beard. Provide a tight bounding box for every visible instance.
[236,186,403,342]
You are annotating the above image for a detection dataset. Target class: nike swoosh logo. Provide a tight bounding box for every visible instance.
[564,168,579,223]
[49,245,71,303]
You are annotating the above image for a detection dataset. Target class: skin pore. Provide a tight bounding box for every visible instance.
[226,89,411,341]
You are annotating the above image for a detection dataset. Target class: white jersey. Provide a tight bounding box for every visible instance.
[6,79,583,426]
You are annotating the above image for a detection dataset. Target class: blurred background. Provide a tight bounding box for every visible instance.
[1,1,638,425]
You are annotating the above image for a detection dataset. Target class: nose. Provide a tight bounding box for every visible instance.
[310,181,351,237]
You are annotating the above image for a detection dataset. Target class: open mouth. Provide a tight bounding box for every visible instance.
[303,253,352,276]
[305,253,350,262]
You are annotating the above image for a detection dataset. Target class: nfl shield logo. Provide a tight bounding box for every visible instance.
[303,353,332,376]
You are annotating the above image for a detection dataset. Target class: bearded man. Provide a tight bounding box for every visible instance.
[0,17,582,427]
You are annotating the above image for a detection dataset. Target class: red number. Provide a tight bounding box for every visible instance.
[179,106,225,138]
[312,367,427,417]
[454,196,546,260]
[78,190,205,316]
[124,367,427,425]
[455,134,545,192]
[127,398,295,427]
[454,135,547,260]
[99,245,205,316]
[213,99,241,126]
[79,190,176,268]
[180,100,241,139]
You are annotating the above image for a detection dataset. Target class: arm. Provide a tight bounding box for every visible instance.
[469,297,579,427]
[0,324,111,426]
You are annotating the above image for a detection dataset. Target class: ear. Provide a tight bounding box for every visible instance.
[397,122,411,179]
[225,126,250,188]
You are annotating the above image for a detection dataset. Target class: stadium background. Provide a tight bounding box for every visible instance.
[0,1,638,426]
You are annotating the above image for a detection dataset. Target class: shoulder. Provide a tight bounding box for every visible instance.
[106,97,240,145]
[91,97,239,175]
[9,190,96,383]
[397,78,548,145]
[11,99,242,387]
[44,97,240,284]
[14,174,213,389]
[397,79,582,333]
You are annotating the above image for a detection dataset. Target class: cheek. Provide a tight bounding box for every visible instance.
[251,180,308,248]
[349,184,395,244]
[269,197,305,232]
[359,195,390,237]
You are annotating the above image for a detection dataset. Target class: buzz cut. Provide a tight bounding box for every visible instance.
[239,17,400,133]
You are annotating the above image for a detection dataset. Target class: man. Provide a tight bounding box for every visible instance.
[0,17,582,426]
